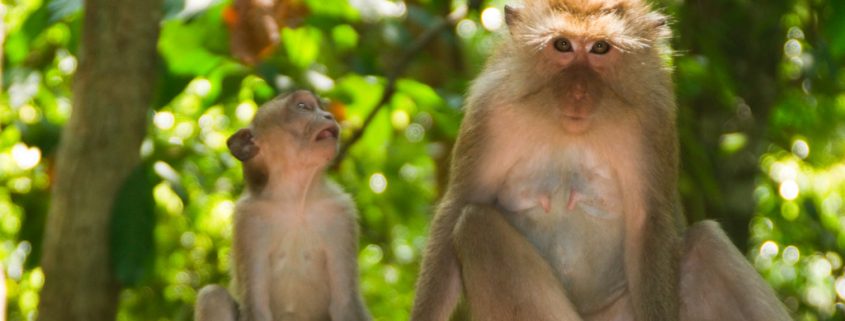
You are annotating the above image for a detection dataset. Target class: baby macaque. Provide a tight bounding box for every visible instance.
[411,0,791,320]
[195,90,371,321]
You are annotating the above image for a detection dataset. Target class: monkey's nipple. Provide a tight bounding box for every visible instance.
[566,190,580,211]
[539,195,551,213]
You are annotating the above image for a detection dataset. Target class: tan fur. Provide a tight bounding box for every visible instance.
[680,221,792,321]
[412,1,787,320]
[195,90,371,321]
[412,0,676,319]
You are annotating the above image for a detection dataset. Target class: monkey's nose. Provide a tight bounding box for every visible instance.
[322,112,334,121]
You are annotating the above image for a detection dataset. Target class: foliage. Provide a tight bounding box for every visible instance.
[1,0,844,320]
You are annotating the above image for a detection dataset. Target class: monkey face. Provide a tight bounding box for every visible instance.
[503,0,670,133]
[227,90,340,166]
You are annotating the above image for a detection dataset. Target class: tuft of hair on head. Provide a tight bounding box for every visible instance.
[504,0,670,54]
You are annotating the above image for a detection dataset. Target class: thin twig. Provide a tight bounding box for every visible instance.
[333,5,473,166]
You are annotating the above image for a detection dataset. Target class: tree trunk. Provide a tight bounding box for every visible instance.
[36,0,162,320]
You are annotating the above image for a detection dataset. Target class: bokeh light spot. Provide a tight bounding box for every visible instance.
[11,143,41,170]
[481,7,504,31]
[779,180,799,200]
[154,111,175,130]
[18,104,40,124]
[404,123,424,142]
[369,173,387,194]
[835,277,845,300]
[784,39,802,58]
[783,245,800,265]
[236,101,257,123]
[391,110,410,130]
[809,256,832,279]
[361,244,384,267]
[760,241,779,259]
[383,265,399,284]
[188,78,212,97]
[456,19,477,38]
[791,139,809,159]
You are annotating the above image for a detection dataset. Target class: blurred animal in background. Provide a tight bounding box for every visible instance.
[223,0,308,64]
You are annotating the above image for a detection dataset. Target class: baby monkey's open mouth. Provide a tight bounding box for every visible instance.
[315,125,339,141]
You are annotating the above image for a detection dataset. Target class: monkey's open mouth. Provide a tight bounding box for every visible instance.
[315,126,339,141]
[563,114,588,121]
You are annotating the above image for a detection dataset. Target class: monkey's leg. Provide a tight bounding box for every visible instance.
[453,204,583,321]
[680,220,791,321]
[195,284,238,321]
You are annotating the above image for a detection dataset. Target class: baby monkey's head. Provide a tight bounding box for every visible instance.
[227,90,340,173]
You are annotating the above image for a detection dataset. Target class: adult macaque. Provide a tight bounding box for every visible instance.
[411,0,791,320]
[195,90,371,321]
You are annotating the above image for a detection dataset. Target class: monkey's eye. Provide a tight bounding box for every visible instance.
[552,38,573,52]
[296,102,314,111]
[590,41,611,55]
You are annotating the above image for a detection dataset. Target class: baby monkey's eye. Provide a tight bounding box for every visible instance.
[590,41,611,54]
[296,102,314,111]
[552,38,573,52]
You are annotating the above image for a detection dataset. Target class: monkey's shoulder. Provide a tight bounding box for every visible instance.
[231,198,351,232]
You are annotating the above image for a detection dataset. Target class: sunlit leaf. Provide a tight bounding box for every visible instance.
[331,24,359,51]
[281,26,323,69]
[303,0,359,20]
[158,19,226,75]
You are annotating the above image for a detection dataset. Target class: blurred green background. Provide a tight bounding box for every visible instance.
[1,0,844,320]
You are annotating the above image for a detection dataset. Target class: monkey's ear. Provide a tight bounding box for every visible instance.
[504,5,520,28]
[227,128,260,162]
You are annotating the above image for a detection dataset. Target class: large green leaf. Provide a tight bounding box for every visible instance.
[109,162,157,286]
[282,26,324,69]
[158,19,225,76]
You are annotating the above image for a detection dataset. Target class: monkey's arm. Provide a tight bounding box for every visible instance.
[326,208,372,321]
[410,199,465,321]
[680,220,791,321]
[233,209,273,321]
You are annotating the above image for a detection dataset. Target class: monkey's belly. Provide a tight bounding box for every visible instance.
[498,161,627,314]
[269,236,331,321]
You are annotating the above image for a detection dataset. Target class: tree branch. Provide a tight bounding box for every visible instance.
[333,4,477,166]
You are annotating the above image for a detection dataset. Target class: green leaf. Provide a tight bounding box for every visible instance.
[282,26,323,69]
[331,24,359,51]
[158,19,225,75]
[827,1,845,58]
[5,32,30,65]
[303,0,359,20]
[397,79,444,110]
[110,162,157,287]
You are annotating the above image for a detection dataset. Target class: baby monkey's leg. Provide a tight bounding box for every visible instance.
[195,285,237,321]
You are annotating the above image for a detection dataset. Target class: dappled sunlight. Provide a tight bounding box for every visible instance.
[369,172,388,194]
[480,7,504,31]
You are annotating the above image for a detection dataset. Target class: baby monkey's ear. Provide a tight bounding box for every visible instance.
[504,5,520,29]
[227,128,259,161]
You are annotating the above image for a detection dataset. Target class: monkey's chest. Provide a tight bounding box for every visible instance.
[268,231,331,320]
[497,151,627,314]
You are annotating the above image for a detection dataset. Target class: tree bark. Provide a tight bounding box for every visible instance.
[36,0,162,320]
